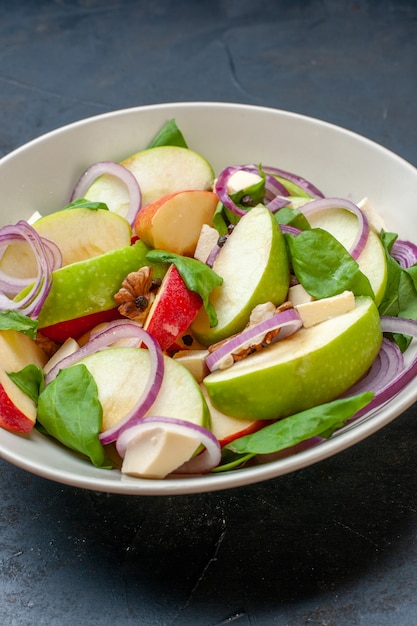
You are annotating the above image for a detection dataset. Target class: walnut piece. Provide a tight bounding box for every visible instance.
[208,301,294,369]
[114,266,160,325]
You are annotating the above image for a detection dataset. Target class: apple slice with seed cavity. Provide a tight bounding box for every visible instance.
[84,145,214,211]
[191,205,290,346]
[203,296,382,420]
[0,330,47,433]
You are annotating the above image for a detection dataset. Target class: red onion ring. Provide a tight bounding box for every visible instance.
[206,308,303,372]
[115,416,221,474]
[344,316,417,418]
[0,221,61,317]
[70,161,142,227]
[214,165,289,217]
[253,165,325,199]
[299,197,370,260]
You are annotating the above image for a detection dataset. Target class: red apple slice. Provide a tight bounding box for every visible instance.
[0,330,47,433]
[144,265,203,351]
[134,190,218,256]
[40,307,122,343]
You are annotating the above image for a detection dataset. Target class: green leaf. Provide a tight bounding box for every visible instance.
[146,250,223,327]
[147,119,188,149]
[37,364,111,468]
[8,364,44,403]
[225,392,374,456]
[62,198,109,211]
[286,228,375,299]
[274,206,311,231]
[0,310,38,339]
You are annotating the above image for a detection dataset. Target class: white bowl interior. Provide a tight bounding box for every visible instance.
[0,102,416,495]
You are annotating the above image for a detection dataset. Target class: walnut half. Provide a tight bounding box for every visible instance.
[114,266,161,325]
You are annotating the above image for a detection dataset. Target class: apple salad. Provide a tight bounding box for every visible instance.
[1,119,417,479]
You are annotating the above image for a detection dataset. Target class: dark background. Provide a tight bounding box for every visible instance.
[1,1,416,624]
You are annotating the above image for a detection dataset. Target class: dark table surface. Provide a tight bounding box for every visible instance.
[1,2,417,625]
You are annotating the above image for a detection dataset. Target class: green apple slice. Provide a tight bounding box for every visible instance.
[31,240,167,329]
[76,346,210,432]
[203,296,382,420]
[0,208,132,279]
[84,145,214,210]
[307,207,387,305]
[191,205,290,346]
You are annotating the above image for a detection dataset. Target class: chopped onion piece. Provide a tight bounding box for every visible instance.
[206,308,303,372]
[0,221,61,317]
[116,416,221,475]
[299,197,370,260]
[390,239,417,268]
[70,161,142,227]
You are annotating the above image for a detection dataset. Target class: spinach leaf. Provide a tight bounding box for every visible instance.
[62,198,109,211]
[146,250,223,327]
[0,310,38,339]
[224,392,373,458]
[37,364,111,468]
[274,206,311,231]
[8,364,44,403]
[147,119,188,149]
[285,228,375,299]
[378,231,417,319]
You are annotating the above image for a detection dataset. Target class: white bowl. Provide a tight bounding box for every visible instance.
[0,102,416,495]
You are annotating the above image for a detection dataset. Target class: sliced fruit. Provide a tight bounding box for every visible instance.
[0,330,47,433]
[0,208,132,279]
[76,346,210,433]
[143,264,203,351]
[27,240,168,330]
[307,206,387,306]
[203,297,382,420]
[40,307,122,343]
[201,385,269,447]
[84,145,214,210]
[134,189,218,256]
[191,205,290,346]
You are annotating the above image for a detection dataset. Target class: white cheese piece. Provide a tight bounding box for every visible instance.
[357,197,387,233]
[172,349,210,383]
[226,170,263,194]
[43,337,80,374]
[288,283,314,306]
[295,290,355,328]
[121,425,201,479]
[194,224,219,263]
[27,210,43,225]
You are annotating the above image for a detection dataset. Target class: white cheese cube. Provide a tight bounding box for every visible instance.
[173,349,210,383]
[121,425,201,479]
[295,290,355,328]
[226,170,263,194]
[288,283,314,306]
[194,224,219,263]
